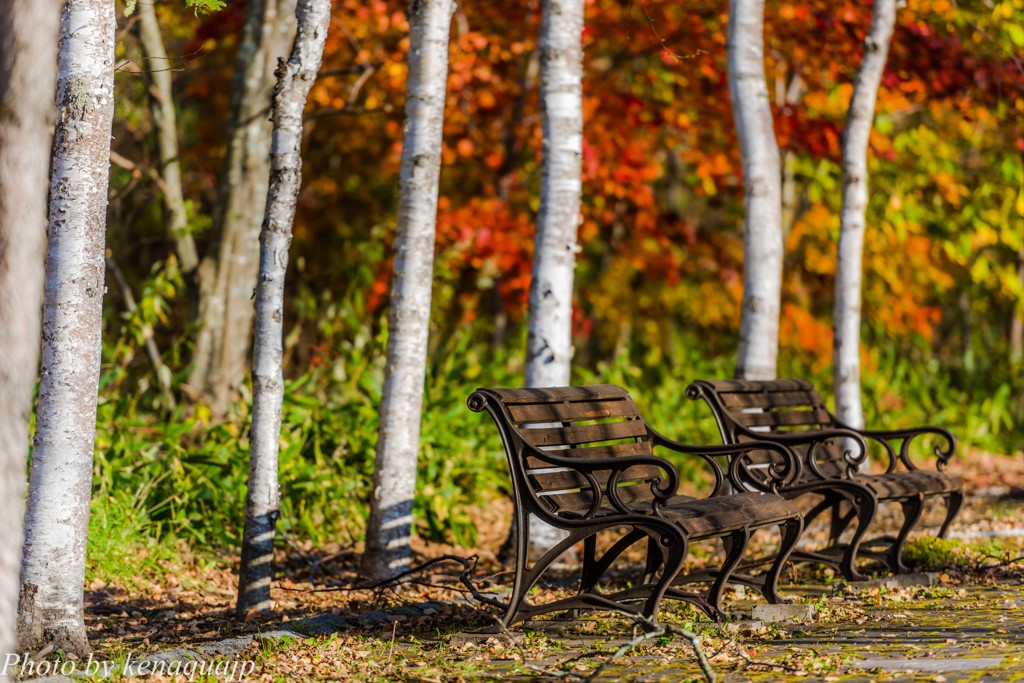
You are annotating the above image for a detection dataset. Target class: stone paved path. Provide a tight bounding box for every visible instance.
[444,581,1024,682]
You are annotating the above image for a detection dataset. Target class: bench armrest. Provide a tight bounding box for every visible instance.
[649,431,802,495]
[519,441,681,518]
[848,425,956,473]
[731,424,868,479]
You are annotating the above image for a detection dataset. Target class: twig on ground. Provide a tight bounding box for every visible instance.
[706,636,736,661]
[282,554,486,593]
[586,612,715,683]
[279,553,511,613]
[974,551,1024,573]
[405,579,476,596]
[485,614,528,660]
[519,636,612,681]
[455,556,513,611]
[387,620,397,666]
[308,550,347,584]
[712,638,801,674]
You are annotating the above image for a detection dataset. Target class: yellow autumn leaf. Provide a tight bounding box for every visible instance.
[970,258,991,284]
[973,225,999,248]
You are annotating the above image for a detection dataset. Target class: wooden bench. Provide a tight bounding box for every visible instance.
[687,379,963,576]
[468,384,805,629]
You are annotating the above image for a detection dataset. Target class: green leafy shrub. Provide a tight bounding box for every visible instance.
[902,537,965,569]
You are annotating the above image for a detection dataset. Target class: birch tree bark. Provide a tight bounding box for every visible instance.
[833,0,897,429]
[189,0,296,417]
[526,0,583,389]
[237,0,330,618]
[0,1,60,665]
[524,0,584,557]
[362,0,456,582]
[18,0,115,657]
[136,0,200,281]
[728,0,783,381]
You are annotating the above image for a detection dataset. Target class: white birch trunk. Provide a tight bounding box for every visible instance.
[189,0,296,416]
[0,1,60,666]
[136,0,200,277]
[362,0,456,581]
[524,0,584,557]
[237,0,330,617]
[728,0,783,381]
[833,0,897,430]
[18,0,115,657]
[525,0,583,389]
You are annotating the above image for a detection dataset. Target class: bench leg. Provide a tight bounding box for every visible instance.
[501,507,533,628]
[761,515,803,604]
[642,534,664,584]
[840,489,877,582]
[641,531,688,630]
[888,494,925,574]
[802,494,834,532]
[829,498,858,545]
[706,528,749,618]
[575,528,649,612]
[937,490,964,539]
[578,533,598,593]
[566,534,600,620]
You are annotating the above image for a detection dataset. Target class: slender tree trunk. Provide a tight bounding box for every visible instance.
[189,0,297,417]
[0,1,60,666]
[496,0,540,203]
[728,0,783,381]
[833,0,897,430]
[523,0,585,557]
[136,0,200,284]
[237,0,330,618]
[1011,246,1024,364]
[18,0,115,657]
[777,70,804,239]
[490,2,539,353]
[362,0,456,581]
[525,0,583,390]
[960,289,975,371]
[780,152,798,238]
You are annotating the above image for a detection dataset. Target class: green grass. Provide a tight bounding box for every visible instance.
[86,486,179,588]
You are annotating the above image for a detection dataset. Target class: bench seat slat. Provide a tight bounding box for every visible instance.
[521,419,648,446]
[732,408,832,428]
[720,391,824,409]
[509,398,641,424]
[486,384,629,404]
[703,379,814,393]
[660,493,798,538]
[524,441,653,467]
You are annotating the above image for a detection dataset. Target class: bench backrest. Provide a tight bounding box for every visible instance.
[468,385,667,519]
[687,378,847,480]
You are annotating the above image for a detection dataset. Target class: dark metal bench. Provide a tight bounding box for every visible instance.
[468,384,805,629]
[687,379,963,576]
